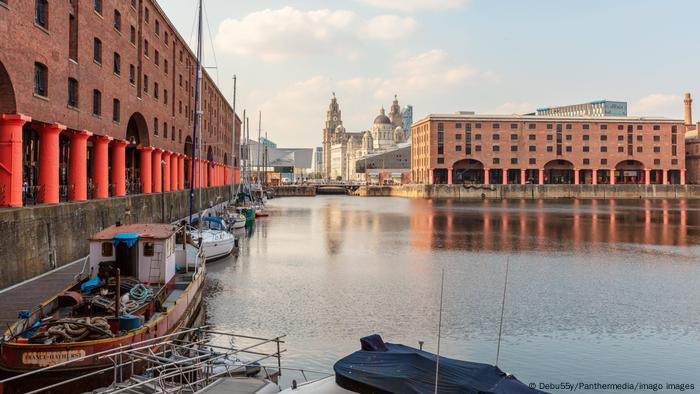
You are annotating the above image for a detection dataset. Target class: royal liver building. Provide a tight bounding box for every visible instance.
[322,94,406,180]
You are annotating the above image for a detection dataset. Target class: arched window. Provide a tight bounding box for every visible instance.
[33,62,48,97]
[35,0,48,29]
[113,10,121,31]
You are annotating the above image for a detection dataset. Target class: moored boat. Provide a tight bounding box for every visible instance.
[187,219,236,261]
[281,334,549,394]
[0,223,206,379]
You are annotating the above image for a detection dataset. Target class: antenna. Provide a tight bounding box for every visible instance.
[495,256,510,367]
[434,268,445,394]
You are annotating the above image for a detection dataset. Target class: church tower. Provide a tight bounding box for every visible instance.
[322,93,343,178]
[389,94,403,129]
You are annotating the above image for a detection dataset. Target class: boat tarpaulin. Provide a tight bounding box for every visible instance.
[112,233,140,248]
[333,335,548,394]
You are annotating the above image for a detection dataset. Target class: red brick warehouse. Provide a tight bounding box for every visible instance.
[411,114,686,186]
[0,0,240,207]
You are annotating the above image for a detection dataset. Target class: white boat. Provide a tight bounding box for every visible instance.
[280,376,353,393]
[189,229,235,261]
[230,213,247,229]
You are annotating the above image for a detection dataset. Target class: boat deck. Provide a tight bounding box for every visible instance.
[201,377,278,394]
[0,258,86,328]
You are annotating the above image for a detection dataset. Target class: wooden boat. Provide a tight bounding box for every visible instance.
[0,223,206,377]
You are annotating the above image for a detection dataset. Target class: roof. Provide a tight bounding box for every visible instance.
[90,224,177,241]
[414,113,683,125]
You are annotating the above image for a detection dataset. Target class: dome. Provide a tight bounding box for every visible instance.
[373,108,391,125]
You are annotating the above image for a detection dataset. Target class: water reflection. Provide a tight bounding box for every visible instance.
[411,199,698,252]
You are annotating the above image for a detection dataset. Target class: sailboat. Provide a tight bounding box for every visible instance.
[185,0,235,262]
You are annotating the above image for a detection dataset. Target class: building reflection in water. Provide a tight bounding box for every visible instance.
[410,199,697,252]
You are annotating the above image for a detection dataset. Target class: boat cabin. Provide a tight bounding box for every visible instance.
[89,224,186,285]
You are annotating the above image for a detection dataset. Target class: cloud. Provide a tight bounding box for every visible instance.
[215,7,416,61]
[631,94,682,117]
[359,0,468,12]
[252,49,497,147]
[361,15,417,41]
[492,102,535,115]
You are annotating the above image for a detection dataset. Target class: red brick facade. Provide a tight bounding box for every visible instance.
[412,115,686,185]
[0,0,240,206]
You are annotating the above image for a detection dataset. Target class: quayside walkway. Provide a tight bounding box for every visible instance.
[0,258,87,328]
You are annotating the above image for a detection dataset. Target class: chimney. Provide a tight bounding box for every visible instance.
[684,93,693,125]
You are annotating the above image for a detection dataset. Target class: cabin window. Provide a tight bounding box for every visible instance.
[101,242,113,256]
[143,242,154,256]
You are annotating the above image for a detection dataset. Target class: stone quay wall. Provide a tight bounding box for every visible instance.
[356,184,700,200]
[273,186,317,197]
[0,186,231,289]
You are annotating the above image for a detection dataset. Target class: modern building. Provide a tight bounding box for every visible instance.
[535,100,628,117]
[401,105,413,138]
[412,113,685,185]
[312,146,324,175]
[0,0,239,207]
[259,137,277,149]
[244,138,313,184]
[355,143,411,184]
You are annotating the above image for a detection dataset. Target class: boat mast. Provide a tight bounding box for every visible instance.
[230,75,236,199]
[196,0,203,221]
[257,111,262,185]
[188,0,204,225]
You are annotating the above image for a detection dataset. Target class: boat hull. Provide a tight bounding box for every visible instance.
[200,233,235,261]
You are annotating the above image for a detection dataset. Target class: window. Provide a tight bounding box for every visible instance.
[35,0,49,28]
[143,75,149,93]
[154,82,159,99]
[637,135,643,142]
[179,51,183,62]
[113,52,121,75]
[528,124,536,130]
[129,64,135,84]
[617,125,624,131]
[172,126,175,141]
[34,62,48,97]
[653,135,661,142]
[94,0,102,14]
[546,135,553,141]
[154,118,159,135]
[130,26,136,44]
[510,123,517,130]
[583,124,589,130]
[114,10,121,31]
[601,124,608,130]
[143,242,154,256]
[546,146,553,152]
[493,145,500,152]
[455,134,462,140]
[179,74,183,87]
[144,7,150,23]
[456,145,462,152]
[510,134,518,140]
[511,158,518,165]
[179,100,182,114]
[112,98,120,122]
[69,13,78,61]
[144,40,149,57]
[155,20,160,36]
[101,242,112,257]
[92,89,101,115]
[637,125,643,130]
[475,145,482,152]
[566,124,572,130]
[566,146,572,152]
[475,134,481,140]
[165,32,169,45]
[600,146,608,152]
[546,124,553,130]
[583,159,590,165]
[437,158,444,164]
[601,159,608,165]
[493,134,500,141]
[93,38,102,63]
[529,158,536,165]
[155,50,159,66]
[493,123,500,129]
[475,123,481,129]
[617,135,624,141]
[437,123,444,132]
[654,159,661,165]
[529,146,536,152]
[164,89,168,105]
[637,146,643,153]
[164,59,168,74]
[493,158,500,165]
[653,125,661,131]
[67,78,78,107]
[583,146,589,152]
[672,159,678,165]
[510,145,518,152]
[600,135,607,141]
[164,122,168,138]
[583,135,589,141]
[529,134,536,140]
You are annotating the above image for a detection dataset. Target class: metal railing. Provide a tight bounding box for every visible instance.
[0,326,286,394]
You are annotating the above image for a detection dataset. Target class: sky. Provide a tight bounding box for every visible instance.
[159,0,700,148]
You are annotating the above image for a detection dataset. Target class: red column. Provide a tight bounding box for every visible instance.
[178,155,185,190]
[611,169,616,185]
[428,169,434,184]
[592,169,598,185]
[0,114,30,207]
[520,169,526,185]
[68,130,93,201]
[574,169,580,185]
[111,139,128,197]
[681,169,686,185]
[162,151,171,192]
[35,123,66,204]
[152,148,163,192]
[92,135,112,199]
[138,146,153,193]
[447,168,453,185]
[502,168,508,185]
[662,169,668,185]
[170,153,178,191]
[483,168,490,185]
[644,168,651,185]
[538,168,544,185]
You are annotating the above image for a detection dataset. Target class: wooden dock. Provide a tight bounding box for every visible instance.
[0,258,87,328]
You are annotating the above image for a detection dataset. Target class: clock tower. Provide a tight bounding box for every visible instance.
[322,93,343,178]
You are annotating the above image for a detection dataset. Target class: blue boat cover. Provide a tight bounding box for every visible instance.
[112,233,140,248]
[333,335,548,394]
[191,216,227,231]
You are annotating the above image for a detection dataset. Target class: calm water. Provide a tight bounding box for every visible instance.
[205,197,700,393]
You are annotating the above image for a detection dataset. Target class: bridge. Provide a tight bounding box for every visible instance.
[273,184,360,196]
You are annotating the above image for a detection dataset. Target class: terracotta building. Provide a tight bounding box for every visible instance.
[0,0,240,207]
[411,113,686,185]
